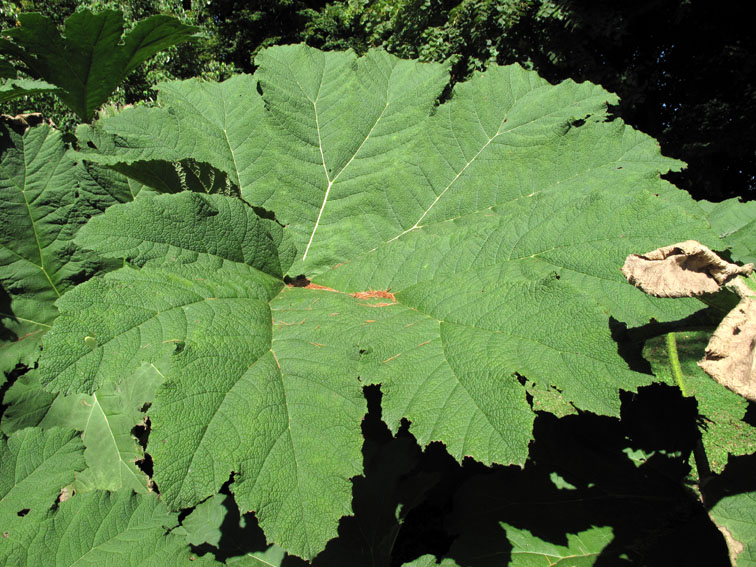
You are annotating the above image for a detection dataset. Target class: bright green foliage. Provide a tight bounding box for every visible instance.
[40,193,364,558]
[76,74,269,191]
[0,9,200,121]
[0,427,85,564]
[700,197,756,265]
[0,77,59,104]
[402,556,440,567]
[428,525,613,566]
[0,123,125,379]
[226,547,289,567]
[0,364,161,492]
[709,490,756,567]
[0,372,58,433]
[180,493,229,548]
[26,490,218,566]
[30,45,733,559]
[2,43,753,564]
[39,361,164,493]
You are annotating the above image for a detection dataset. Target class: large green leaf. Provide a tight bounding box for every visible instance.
[437,525,614,567]
[38,47,726,559]
[0,363,163,492]
[0,10,200,121]
[0,123,129,379]
[0,427,85,565]
[78,45,715,326]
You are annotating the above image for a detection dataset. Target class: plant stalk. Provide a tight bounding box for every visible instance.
[666,332,689,397]
[666,332,713,495]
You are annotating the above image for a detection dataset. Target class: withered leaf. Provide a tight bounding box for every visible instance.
[621,240,753,298]
[699,296,756,402]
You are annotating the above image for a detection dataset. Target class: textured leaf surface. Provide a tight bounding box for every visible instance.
[0,427,85,564]
[0,123,127,377]
[41,193,364,558]
[80,45,716,325]
[709,490,756,567]
[26,491,218,567]
[226,547,289,567]
[42,361,164,492]
[77,74,269,190]
[0,10,199,121]
[39,46,729,559]
[700,198,756,265]
[0,371,57,434]
[180,493,229,548]
[0,367,158,492]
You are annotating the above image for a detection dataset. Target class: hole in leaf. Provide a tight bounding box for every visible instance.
[131,417,150,449]
[284,274,309,287]
[137,451,155,481]
[16,509,29,517]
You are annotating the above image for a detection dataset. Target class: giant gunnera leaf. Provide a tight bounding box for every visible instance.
[38,46,725,559]
[0,10,200,121]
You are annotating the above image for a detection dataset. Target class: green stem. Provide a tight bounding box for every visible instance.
[666,332,689,397]
[665,332,712,492]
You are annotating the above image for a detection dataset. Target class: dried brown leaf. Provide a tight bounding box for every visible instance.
[621,240,753,298]
[699,296,756,402]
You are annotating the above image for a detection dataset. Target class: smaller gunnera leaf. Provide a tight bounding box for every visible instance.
[0,10,200,121]
[621,240,753,297]
[699,295,756,401]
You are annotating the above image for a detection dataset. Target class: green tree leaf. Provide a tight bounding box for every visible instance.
[180,493,229,548]
[26,490,219,567]
[1,357,163,458]
[0,371,57,434]
[699,197,756,265]
[38,361,164,493]
[437,524,613,567]
[0,10,200,121]
[35,47,728,559]
[0,427,85,565]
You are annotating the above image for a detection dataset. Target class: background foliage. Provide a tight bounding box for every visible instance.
[3,0,755,202]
